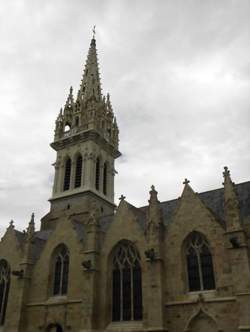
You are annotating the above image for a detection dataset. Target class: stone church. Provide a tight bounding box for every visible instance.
[0,34,250,332]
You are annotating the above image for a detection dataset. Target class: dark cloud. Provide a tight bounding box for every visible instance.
[0,0,249,235]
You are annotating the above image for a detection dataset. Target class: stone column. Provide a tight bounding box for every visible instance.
[81,208,101,331]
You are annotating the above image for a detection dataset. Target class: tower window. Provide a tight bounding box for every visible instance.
[64,123,71,132]
[0,260,10,326]
[52,245,69,296]
[63,158,71,191]
[103,162,108,195]
[186,232,215,292]
[112,241,142,322]
[95,157,100,190]
[74,155,83,188]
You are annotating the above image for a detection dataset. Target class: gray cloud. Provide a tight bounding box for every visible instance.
[0,0,249,235]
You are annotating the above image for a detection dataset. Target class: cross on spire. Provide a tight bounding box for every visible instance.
[183,178,190,185]
[119,194,126,201]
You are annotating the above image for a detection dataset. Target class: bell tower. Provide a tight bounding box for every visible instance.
[47,34,120,218]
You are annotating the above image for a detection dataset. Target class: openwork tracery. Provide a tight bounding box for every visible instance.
[53,245,69,296]
[0,260,10,325]
[112,241,142,321]
[186,232,215,292]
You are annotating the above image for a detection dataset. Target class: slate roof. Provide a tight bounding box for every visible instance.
[140,181,250,227]
[97,181,250,233]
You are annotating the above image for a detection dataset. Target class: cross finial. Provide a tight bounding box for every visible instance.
[119,194,126,201]
[183,178,190,185]
[151,185,155,191]
[92,25,96,39]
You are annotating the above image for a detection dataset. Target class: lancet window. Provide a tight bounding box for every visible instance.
[0,260,10,325]
[103,162,108,195]
[53,245,69,296]
[95,157,100,190]
[74,155,83,188]
[112,241,142,322]
[186,232,215,292]
[63,158,71,191]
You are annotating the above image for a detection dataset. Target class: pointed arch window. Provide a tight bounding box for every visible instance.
[103,162,108,195]
[74,155,83,188]
[63,158,71,191]
[186,232,215,292]
[0,260,10,325]
[52,245,69,296]
[112,241,142,322]
[95,157,100,190]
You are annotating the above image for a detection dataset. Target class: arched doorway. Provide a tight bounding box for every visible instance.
[46,323,63,332]
[188,311,218,332]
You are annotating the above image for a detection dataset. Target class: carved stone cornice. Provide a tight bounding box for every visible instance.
[51,129,121,159]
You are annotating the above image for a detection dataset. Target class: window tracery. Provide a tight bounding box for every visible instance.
[186,232,215,292]
[112,241,142,322]
[0,260,10,325]
[53,245,69,296]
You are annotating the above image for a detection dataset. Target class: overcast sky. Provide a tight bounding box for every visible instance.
[0,0,249,235]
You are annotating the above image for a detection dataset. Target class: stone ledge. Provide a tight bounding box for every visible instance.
[165,296,236,306]
[26,297,82,307]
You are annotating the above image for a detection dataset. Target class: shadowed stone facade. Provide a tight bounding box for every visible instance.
[0,35,250,332]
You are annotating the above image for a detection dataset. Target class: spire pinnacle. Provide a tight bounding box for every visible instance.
[223,167,241,230]
[27,213,35,239]
[223,166,232,183]
[78,34,102,103]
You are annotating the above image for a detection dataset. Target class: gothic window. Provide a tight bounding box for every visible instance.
[186,232,215,292]
[63,158,71,191]
[112,241,142,322]
[53,245,69,296]
[0,260,10,326]
[103,162,108,195]
[95,157,100,190]
[74,155,83,188]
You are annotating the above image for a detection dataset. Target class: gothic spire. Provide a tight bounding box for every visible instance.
[78,34,102,103]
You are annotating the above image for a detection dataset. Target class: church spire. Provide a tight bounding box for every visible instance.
[78,32,102,104]
[49,30,121,215]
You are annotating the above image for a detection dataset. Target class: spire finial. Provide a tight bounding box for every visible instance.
[119,194,126,201]
[223,166,230,179]
[9,220,14,229]
[92,25,96,39]
[149,185,158,204]
[183,178,190,185]
[27,212,35,239]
